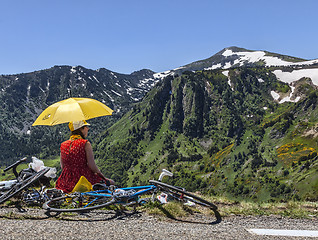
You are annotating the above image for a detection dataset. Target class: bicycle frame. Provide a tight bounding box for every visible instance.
[0,157,50,205]
[43,168,221,223]
[0,157,28,192]
[79,185,158,207]
[76,169,174,208]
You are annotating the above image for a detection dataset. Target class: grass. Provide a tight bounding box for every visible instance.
[145,201,198,219]
[212,198,318,219]
[141,194,318,220]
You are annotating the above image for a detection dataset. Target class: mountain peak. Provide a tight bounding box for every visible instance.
[221,46,251,53]
[130,69,155,76]
[165,47,318,76]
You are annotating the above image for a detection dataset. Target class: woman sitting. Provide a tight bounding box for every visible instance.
[56,120,114,193]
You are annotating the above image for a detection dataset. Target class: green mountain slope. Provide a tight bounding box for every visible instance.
[0,66,155,164]
[95,67,318,202]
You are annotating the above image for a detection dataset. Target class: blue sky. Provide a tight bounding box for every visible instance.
[1,0,317,75]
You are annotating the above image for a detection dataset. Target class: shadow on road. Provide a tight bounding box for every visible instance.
[155,205,222,225]
[0,204,222,224]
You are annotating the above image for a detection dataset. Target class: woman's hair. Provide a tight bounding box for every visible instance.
[71,127,86,139]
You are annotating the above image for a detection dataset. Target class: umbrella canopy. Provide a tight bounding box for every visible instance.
[32,97,113,126]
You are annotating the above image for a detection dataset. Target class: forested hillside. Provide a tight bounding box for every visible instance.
[95,67,318,202]
[0,47,317,202]
[0,65,156,164]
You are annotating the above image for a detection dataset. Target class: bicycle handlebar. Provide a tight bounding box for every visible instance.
[4,157,28,172]
[3,157,28,178]
[158,169,173,181]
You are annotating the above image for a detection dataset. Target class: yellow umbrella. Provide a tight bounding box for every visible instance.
[32,97,113,126]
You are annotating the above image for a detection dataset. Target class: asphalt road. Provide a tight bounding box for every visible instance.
[0,207,317,240]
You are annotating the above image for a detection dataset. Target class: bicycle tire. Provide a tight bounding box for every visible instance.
[0,168,50,204]
[149,180,221,221]
[43,193,116,213]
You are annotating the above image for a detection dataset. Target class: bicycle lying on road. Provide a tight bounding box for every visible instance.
[0,157,50,205]
[43,169,221,222]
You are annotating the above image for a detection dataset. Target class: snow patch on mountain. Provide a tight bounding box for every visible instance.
[205,63,222,70]
[222,71,229,77]
[103,91,114,102]
[271,91,280,101]
[126,87,140,101]
[27,85,31,98]
[110,72,117,78]
[270,68,318,104]
[70,67,76,73]
[280,86,301,103]
[223,49,293,67]
[222,70,234,90]
[273,69,318,86]
[271,86,301,104]
[138,78,156,88]
[154,71,172,79]
[111,90,122,97]
[92,75,100,83]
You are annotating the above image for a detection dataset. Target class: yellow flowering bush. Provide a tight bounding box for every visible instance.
[276,143,317,166]
[215,143,234,160]
[211,143,234,168]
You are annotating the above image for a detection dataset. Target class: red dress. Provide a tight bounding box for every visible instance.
[55,138,103,193]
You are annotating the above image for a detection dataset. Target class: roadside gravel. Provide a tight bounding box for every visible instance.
[0,207,317,240]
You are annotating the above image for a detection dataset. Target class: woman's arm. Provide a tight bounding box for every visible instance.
[60,153,64,169]
[85,141,115,185]
[85,141,100,173]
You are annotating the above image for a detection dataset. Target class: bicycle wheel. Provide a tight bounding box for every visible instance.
[0,168,50,204]
[43,191,116,213]
[149,180,221,221]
